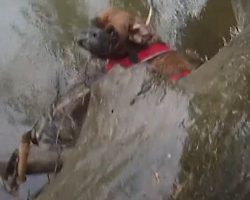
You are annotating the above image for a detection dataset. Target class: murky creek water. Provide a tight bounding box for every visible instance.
[0,0,236,199]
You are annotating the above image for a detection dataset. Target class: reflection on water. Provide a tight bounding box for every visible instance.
[0,0,236,199]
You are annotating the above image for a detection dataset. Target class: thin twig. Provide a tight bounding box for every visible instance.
[54,91,84,114]
[146,0,153,25]
[47,174,50,184]
[55,115,66,146]
[27,189,31,200]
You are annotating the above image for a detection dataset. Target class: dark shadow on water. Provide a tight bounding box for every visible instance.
[180,0,237,59]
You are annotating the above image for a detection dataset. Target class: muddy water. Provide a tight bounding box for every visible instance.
[181,0,237,58]
[0,0,235,199]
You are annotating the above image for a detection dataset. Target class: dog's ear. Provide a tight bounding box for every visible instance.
[93,7,116,28]
[128,23,153,45]
[91,16,106,29]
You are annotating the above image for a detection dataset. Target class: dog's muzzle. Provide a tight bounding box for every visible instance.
[76,27,106,48]
[76,31,89,48]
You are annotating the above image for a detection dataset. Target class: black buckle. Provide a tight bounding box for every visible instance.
[129,52,139,64]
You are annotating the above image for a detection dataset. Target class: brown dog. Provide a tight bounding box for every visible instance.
[77,7,203,80]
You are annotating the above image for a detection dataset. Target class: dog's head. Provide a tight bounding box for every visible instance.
[77,7,157,58]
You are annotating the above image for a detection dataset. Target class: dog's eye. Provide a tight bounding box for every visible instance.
[92,33,97,38]
[106,24,115,34]
[110,31,117,40]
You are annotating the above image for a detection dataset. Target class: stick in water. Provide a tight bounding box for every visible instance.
[17,131,31,183]
[146,0,153,26]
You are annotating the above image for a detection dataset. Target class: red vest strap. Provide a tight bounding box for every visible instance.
[105,43,191,81]
[106,43,171,71]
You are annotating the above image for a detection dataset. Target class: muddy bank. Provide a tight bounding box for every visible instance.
[36,0,250,199]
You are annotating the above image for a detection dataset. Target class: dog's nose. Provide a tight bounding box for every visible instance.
[76,31,89,47]
[77,39,85,47]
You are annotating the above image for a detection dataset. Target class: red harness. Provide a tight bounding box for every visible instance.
[105,43,191,81]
